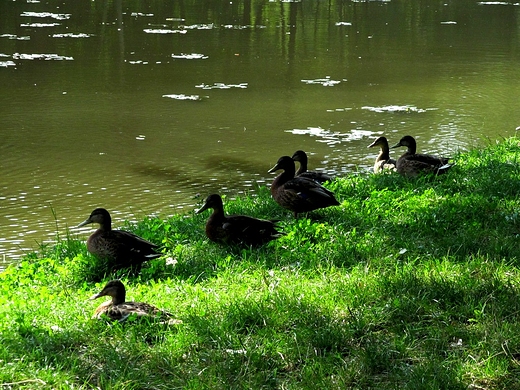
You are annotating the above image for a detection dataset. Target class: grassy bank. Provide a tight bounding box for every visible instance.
[2,137,520,389]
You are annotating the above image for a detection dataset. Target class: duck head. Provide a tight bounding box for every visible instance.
[367,136,390,149]
[78,208,112,228]
[391,135,417,152]
[268,156,296,175]
[196,194,224,214]
[90,279,126,304]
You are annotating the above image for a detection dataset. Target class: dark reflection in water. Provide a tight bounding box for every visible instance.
[0,0,519,263]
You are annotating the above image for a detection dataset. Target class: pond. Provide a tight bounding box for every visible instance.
[1,0,519,265]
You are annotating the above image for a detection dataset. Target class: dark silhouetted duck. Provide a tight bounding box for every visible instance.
[196,193,284,246]
[391,135,452,177]
[291,150,332,184]
[90,279,181,324]
[367,136,397,173]
[268,156,340,218]
[77,208,161,271]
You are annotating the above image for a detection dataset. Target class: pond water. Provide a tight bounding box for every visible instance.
[1,0,519,265]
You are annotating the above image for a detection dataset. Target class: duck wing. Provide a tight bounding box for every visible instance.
[284,177,339,205]
[221,215,283,245]
[110,230,161,257]
[374,158,397,173]
[87,230,161,270]
[297,171,332,184]
[404,153,449,166]
[94,301,172,322]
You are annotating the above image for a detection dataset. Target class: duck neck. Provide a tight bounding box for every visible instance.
[112,289,126,305]
[378,146,391,161]
[99,217,112,232]
[406,141,417,155]
[296,159,308,175]
[209,207,226,223]
[271,169,294,191]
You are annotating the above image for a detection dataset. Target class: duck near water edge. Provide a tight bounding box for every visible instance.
[196,193,284,246]
[391,135,453,177]
[77,208,162,272]
[268,156,340,218]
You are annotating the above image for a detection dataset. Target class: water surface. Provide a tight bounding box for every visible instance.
[1,0,519,264]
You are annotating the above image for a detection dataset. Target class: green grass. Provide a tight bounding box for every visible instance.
[2,137,520,389]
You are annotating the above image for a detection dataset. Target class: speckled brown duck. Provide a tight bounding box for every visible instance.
[90,279,181,324]
[77,208,161,271]
[268,156,340,218]
[391,135,452,177]
[291,150,332,184]
[367,136,397,173]
[196,193,284,246]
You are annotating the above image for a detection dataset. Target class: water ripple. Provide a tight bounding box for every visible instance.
[51,33,94,38]
[162,94,206,101]
[143,29,187,34]
[171,53,208,60]
[195,83,248,90]
[301,77,344,86]
[13,53,73,60]
[0,34,30,40]
[361,105,436,114]
[20,11,71,20]
[20,23,61,27]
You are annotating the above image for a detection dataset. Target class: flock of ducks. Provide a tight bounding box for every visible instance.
[78,135,452,323]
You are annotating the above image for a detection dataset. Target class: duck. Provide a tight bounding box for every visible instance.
[367,136,397,173]
[77,208,161,271]
[268,156,340,218]
[196,193,284,246]
[90,279,181,323]
[291,150,332,184]
[391,135,453,177]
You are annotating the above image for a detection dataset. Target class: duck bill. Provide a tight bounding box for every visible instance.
[89,292,103,300]
[77,218,92,228]
[195,203,210,214]
[367,140,378,148]
[390,142,402,149]
[267,163,280,173]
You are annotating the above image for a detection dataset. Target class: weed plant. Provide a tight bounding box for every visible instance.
[1,138,520,389]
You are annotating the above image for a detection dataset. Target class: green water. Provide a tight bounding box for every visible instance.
[1,0,519,263]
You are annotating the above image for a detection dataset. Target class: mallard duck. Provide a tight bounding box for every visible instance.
[291,150,332,184]
[367,136,397,173]
[196,194,284,246]
[268,156,340,218]
[391,135,452,177]
[77,208,161,271]
[90,279,180,323]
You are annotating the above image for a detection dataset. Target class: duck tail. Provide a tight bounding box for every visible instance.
[436,163,455,175]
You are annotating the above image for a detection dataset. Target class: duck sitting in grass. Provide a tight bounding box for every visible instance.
[367,136,397,173]
[90,279,181,324]
[391,135,453,177]
[291,150,332,184]
[196,193,284,246]
[268,155,340,218]
[77,208,161,272]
